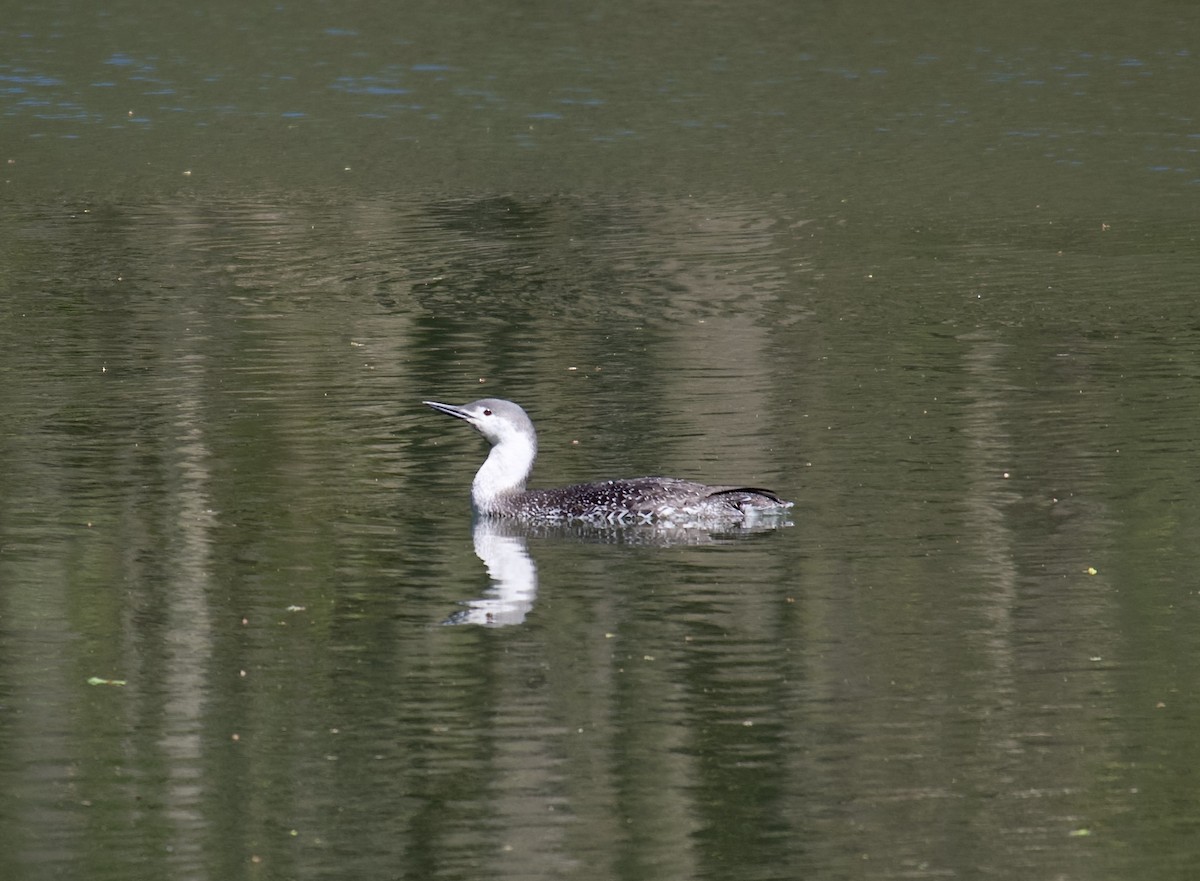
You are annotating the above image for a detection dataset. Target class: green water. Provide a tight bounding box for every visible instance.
[2,1,1199,879]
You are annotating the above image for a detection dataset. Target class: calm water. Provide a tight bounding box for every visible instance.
[3,1,1200,879]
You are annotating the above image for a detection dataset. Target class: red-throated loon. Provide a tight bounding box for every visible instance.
[424,398,793,526]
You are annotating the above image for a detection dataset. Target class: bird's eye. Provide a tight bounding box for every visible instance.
[482,409,492,416]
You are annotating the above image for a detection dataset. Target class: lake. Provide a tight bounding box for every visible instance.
[2,1,1200,879]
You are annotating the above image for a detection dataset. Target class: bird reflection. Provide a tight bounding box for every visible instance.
[442,515,792,627]
[442,519,539,627]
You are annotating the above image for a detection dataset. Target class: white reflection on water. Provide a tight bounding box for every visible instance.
[158,354,218,871]
[443,519,539,626]
[443,516,792,626]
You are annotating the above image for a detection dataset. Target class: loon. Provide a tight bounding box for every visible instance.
[424,398,793,526]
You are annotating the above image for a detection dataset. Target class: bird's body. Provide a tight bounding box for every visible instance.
[423,398,793,527]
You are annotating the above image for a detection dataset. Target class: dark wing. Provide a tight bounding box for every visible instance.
[704,486,791,509]
[521,478,790,520]
[519,478,705,518]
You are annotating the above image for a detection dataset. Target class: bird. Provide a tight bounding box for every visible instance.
[423,397,793,526]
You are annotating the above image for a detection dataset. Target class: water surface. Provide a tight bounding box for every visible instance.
[3,1,1200,879]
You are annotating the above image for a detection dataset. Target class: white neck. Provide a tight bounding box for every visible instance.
[471,433,536,514]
